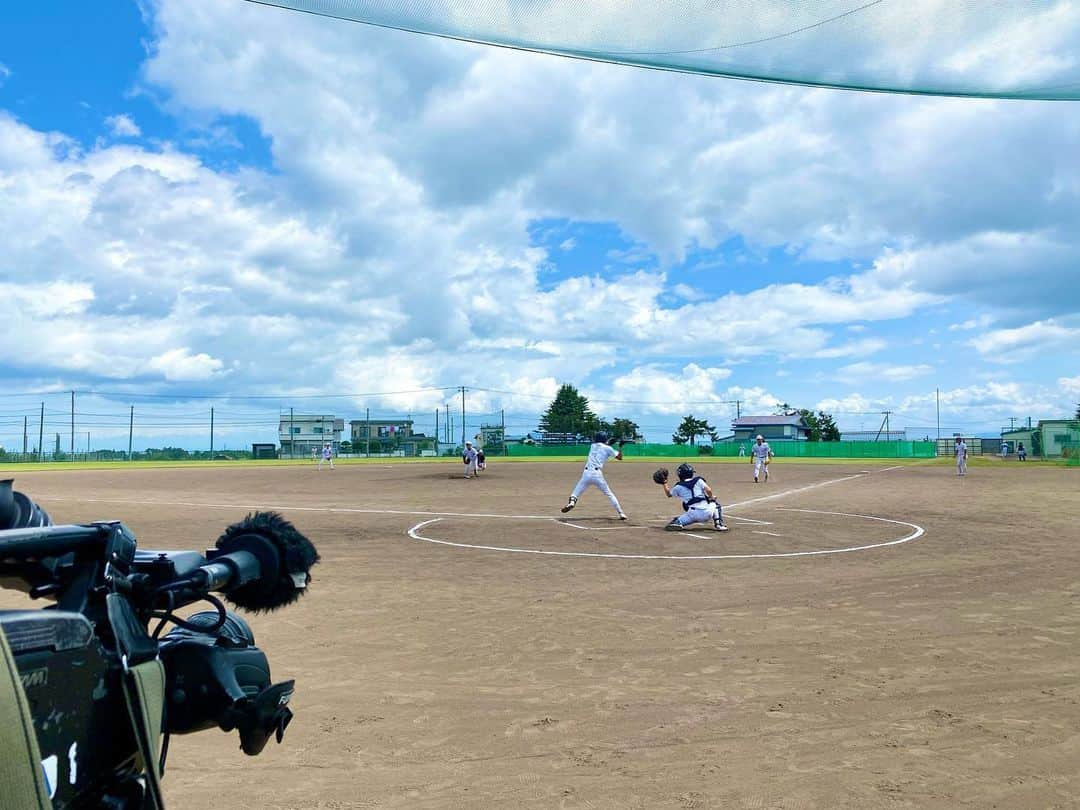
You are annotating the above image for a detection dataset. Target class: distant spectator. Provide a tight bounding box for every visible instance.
[1000,440,1008,458]
[1018,442,1027,461]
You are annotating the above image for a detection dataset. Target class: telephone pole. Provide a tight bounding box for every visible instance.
[460,386,467,447]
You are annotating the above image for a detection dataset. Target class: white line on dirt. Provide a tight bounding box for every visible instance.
[407,511,925,560]
[752,531,784,537]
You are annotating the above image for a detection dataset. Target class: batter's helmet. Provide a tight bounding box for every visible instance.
[676,463,695,480]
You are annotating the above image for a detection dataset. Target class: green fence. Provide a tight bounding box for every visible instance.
[507,441,937,459]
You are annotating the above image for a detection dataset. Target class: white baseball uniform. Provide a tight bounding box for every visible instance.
[568,442,624,515]
[318,445,334,470]
[462,444,479,477]
[751,440,771,481]
[668,477,722,528]
[955,440,967,476]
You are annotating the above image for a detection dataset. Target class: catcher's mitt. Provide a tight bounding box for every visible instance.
[652,468,669,485]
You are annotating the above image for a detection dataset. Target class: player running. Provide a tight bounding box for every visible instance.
[560,432,628,520]
[751,434,772,483]
[657,463,728,532]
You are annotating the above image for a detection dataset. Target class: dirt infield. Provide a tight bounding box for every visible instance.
[3,459,1079,809]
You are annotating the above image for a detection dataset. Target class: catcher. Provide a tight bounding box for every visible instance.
[654,463,728,532]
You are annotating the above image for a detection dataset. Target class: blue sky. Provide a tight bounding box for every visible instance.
[1,1,1078,451]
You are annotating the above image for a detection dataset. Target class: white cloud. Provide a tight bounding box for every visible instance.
[105,114,142,138]
[558,237,576,251]
[0,63,10,87]
[969,319,1080,363]
[146,348,225,381]
[1060,375,1080,398]
[836,362,934,383]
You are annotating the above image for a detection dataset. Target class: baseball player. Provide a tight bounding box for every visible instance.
[462,440,480,478]
[318,442,334,470]
[560,432,628,520]
[954,437,968,476]
[657,463,728,532]
[751,434,772,483]
[476,448,486,471]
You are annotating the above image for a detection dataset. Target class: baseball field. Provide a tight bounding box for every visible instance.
[2,458,1078,809]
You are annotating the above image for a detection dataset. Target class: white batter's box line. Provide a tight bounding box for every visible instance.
[752,531,784,537]
[724,515,773,525]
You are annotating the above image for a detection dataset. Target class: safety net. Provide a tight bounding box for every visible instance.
[246,0,1080,99]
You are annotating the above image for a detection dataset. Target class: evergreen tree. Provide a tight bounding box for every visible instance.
[672,415,718,446]
[611,418,641,442]
[539,384,598,436]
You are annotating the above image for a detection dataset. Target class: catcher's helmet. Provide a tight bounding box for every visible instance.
[676,463,695,480]
[594,431,610,444]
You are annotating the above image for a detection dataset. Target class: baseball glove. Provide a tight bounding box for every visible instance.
[652,468,669,485]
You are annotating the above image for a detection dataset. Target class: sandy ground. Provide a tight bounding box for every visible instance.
[3,458,1079,809]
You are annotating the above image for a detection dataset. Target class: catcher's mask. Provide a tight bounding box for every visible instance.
[676,463,695,481]
[594,431,609,444]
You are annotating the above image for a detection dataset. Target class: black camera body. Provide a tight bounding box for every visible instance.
[0,479,318,809]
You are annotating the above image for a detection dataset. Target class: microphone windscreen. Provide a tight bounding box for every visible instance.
[215,511,319,612]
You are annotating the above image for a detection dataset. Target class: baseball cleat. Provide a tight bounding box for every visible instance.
[618,513,629,521]
[664,520,684,531]
[714,522,729,532]
[561,497,577,513]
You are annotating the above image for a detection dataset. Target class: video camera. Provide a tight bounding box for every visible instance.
[0,478,319,809]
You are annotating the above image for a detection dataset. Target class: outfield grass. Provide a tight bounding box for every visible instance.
[1,455,1042,475]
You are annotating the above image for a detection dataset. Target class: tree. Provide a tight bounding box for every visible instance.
[1075,403,1080,422]
[672,415,718,446]
[816,411,841,441]
[610,418,640,442]
[339,440,353,454]
[539,384,598,436]
[797,409,841,441]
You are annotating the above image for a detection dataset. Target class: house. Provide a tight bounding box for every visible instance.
[349,419,437,456]
[731,415,812,443]
[279,414,344,458]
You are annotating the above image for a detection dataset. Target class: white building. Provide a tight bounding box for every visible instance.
[279,413,344,458]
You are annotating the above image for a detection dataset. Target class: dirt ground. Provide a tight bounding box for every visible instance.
[3,458,1079,809]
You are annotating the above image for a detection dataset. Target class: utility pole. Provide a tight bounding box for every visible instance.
[935,388,941,442]
[290,407,294,459]
[86,432,90,458]
[128,406,134,461]
[445,403,450,443]
[1009,417,1017,430]
[210,407,215,457]
[460,386,467,447]
[70,390,75,460]
[501,409,506,456]
[22,415,27,456]
[434,408,439,456]
[38,403,44,462]
[365,407,370,457]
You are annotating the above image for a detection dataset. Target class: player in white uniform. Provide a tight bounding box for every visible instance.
[751,434,772,483]
[560,432,627,520]
[954,437,968,476]
[462,440,479,478]
[658,463,728,532]
[318,442,334,470]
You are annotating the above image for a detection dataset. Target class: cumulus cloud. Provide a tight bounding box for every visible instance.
[836,362,934,383]
[969,319,1080,363]
[105,114,142,138]
[0,0,1076,440]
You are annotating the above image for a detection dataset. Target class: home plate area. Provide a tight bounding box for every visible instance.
[407,506,924,560]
